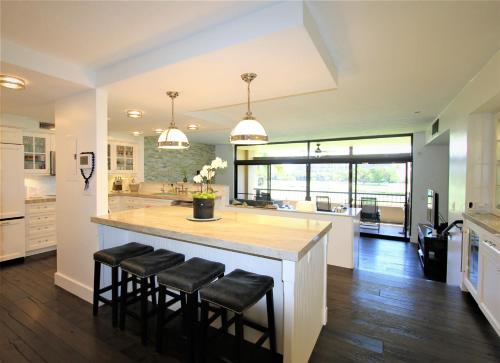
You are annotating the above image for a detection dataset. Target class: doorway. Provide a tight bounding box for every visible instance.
[354,162,412,240]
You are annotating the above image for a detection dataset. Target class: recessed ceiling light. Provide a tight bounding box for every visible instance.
[132,131,143,136]
[187,124,199,130]
[0,74,26,90]
[154,128,164,134]
[127,110,143,119]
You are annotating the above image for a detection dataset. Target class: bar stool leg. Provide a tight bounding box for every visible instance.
[235,313,244,363]
[149,276,157,308]
[199,301,209,363]
[111,266,119,327]
[92,261,101,316]
[156,285,166,353]
[140,277,149,345]
[180,292,187,334]
[221,308,228,334]
[187,293,198,363]
[266,290,277,356]
[119,270,128,330]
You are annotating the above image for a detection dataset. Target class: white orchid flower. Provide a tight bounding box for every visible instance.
[193,174,203,183]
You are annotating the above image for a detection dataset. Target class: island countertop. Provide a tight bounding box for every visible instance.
[91,206,332,261]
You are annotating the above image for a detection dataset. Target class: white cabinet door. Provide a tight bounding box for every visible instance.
[0,127,22,144]
[480,241,500,335]
[0,218,26,262]
[23,132,51,174]
[0,143,25,219]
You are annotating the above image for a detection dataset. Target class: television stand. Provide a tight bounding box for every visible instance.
[417,223,447,282]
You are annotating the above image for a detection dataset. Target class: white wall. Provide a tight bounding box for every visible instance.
[424,50,500,286]
[215,144,235,199]
[54,89,108,302]
[411,132,450,242]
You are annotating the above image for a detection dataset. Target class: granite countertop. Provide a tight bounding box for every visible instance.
[25,196,56,204]
[227,204,362,218]
[91,206,332,261]
[108,191,194,202]
[463,212,500,235]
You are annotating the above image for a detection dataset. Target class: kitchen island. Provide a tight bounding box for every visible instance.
[91,205,332,363]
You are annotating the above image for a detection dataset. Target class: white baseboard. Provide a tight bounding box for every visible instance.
[54,272,93,304]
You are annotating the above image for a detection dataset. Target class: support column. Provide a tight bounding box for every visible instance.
[54,88,108,302]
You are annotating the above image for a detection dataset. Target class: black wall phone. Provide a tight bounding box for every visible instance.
[79,152,95,190]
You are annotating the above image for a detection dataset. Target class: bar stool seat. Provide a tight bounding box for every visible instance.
[92,242,154,327]
[94,242,153,267]
[199,269,276,363]
[121,249,185,277]
[157,257,225,293]
[200,269,273,313]
[156,257,225,361]
[120,249,185,345]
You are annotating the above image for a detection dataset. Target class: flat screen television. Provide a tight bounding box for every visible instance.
[427,189,440,230]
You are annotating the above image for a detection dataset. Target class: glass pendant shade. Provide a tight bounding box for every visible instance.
[157,91,190,150]
[157,127,189,149]
[230,118,268,144]
[230,72,268,145]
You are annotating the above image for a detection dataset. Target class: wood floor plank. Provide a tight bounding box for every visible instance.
[1,240,499,363]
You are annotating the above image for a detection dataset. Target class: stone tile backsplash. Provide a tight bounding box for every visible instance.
[144,137,215,182]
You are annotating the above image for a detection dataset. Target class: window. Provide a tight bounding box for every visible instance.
[236,142,308,161]
[310,164,350,205]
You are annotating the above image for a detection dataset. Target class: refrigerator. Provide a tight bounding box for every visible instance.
[0,127,26,262]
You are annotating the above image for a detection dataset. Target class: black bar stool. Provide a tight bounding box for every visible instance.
[199,269,276,363]
[155,257,225,362]
[119,249,185,345]
[93,242,154,327]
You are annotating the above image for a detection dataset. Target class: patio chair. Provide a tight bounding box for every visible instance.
[360,197,381,231]
[316,196,332,212]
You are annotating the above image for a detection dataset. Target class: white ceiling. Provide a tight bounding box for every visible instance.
[1,1,499,144]
[0,62,89,121]
[0,1,272,69]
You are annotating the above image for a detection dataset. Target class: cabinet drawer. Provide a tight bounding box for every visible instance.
[27,214,56,226]
[27,203,56,215]
[27,233,56,251]
[28,224,56,237]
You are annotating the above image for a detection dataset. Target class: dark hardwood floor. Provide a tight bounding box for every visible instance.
[1,250,499,362]
[358,236,425,279]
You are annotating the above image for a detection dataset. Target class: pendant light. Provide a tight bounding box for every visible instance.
[158,91,190,150]
[230,73,268,145]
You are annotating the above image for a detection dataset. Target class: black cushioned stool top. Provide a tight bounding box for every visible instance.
[93,242,154,267]
[199,269,274,313]
[157,257,225,294]
[120,249,185,278]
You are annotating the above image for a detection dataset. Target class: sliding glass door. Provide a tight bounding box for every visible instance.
[354,162,412,239]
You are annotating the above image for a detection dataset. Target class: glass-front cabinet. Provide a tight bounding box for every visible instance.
[23,133,51,174]
[108,141,137,174]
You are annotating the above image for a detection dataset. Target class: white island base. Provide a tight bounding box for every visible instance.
[93,206,330,363]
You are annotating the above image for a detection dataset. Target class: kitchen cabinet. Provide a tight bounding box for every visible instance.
[108,141,138,174]
[0,218,26,262]
[479,240,500,334]
[26,201,57,254]
[463,219,500,335]
[23,131,54,175]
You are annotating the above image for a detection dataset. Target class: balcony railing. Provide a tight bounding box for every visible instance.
[237,189,407,208]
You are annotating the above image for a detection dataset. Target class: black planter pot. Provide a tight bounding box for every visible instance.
[193,198,215,219]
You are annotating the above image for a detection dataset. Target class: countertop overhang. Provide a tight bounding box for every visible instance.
[463,212,500,235]
[91,206,332,261]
